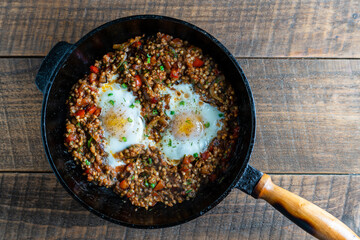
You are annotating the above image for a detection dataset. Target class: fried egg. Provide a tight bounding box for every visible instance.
[159,84,224,161]
[98,79,152,167]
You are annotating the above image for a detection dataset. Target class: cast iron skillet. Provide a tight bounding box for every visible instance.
[35,15,359,240]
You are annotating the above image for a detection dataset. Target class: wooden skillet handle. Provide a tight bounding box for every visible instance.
[252,174,360,240]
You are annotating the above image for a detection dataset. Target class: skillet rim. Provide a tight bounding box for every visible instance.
[40,14,257,228]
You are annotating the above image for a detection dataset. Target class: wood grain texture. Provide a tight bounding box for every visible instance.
[0,0,360,57]
[0,58,359,173]
[253,174,360,239]
[0,173,359,239]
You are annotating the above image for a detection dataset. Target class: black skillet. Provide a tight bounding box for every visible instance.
[35,15,359,240]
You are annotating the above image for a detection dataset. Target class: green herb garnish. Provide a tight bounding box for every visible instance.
[168,139,172,147]
[144,180,149,187]
[179,101,185,106]
[118,61,128,71]
[144,134,149,138]
[148,158,152,164]
[185,120,191,124]
[131,175,135,180]
[127,117,133,122]
[135,99,140,104]
[84,159,91,166]
[186,179,192,185]
[152,109,158,115]
[108,93,113,96]
[170,111,175,115]
[121,83,127,89]
[129,104,135,108]
[147,54,151,64]
[122,137,127,142]
[193,153,199,158]
[150,183,156,189]
[76,122,81,127]
[170,47,177,57]
[87,137,93,148]
[186,189,192,194]
[218,113,224,117]
[204,122,210,128]
[109,100,115,106]
[160,65,164,71]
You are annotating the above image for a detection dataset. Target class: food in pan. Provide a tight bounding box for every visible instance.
[65,33,239,209]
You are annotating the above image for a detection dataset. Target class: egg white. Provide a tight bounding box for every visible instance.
[159,84,224,160]
[98,81,153,167]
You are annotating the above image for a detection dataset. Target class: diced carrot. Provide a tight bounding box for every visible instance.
[154,180,165,191]
[119,180,129,189]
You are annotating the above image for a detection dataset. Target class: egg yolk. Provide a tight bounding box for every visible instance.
[102,110,128,138]
[171,114,203,140]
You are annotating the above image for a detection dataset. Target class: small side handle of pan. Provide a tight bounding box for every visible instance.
[247,170,359,240]
[35,41,72,93]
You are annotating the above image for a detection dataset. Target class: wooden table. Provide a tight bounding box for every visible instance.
[1,1,359,239]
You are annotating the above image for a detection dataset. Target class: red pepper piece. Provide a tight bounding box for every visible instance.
[134,75,142,87]
[90,65,99,74]
[201,151,210,161]
[133,41,141,48]
[150,97,158,104]
[94,108,101,117]
[192,57,204,67]
[65,133,76,143]
[87,105,97,114]
[170,68,180,78]
[75,109,85,118]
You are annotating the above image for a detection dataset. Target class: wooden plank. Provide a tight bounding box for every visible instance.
[0,173,359,239]
[0,0,359,57]
[242,59,360,173]
[0,58,359,173]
